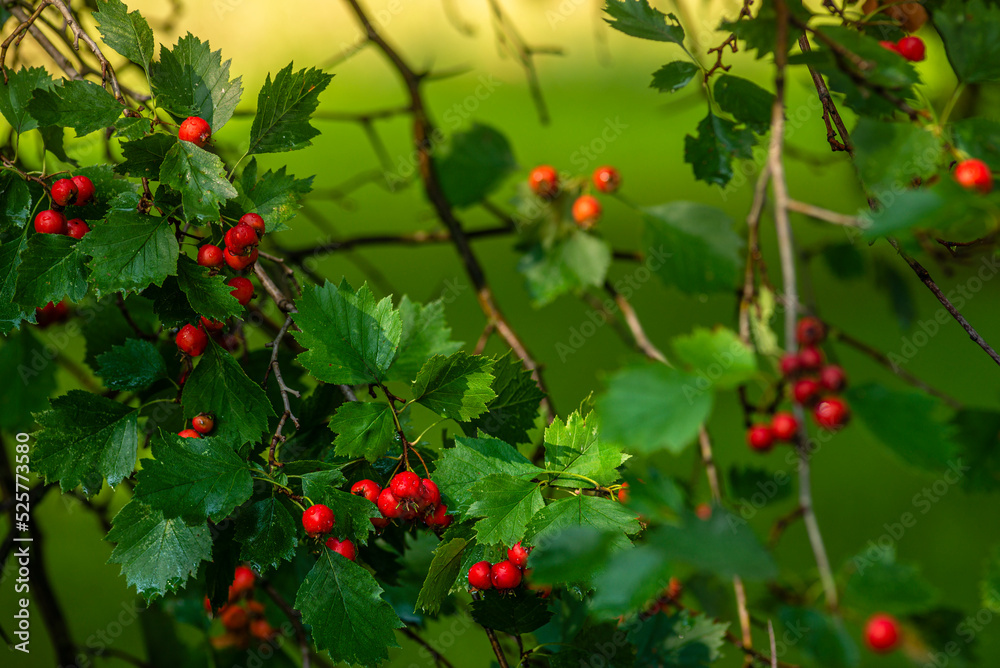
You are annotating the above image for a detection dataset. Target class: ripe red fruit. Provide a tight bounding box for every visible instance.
[51,178,78,207]
[377,487,402,519]
[225,223,259,254]
[239,212,266,237]
[390,471,421,500]
[797,346,824,371]
[418,478,440,508]
[792,378,821,405]
[468,561,493,590]
[34,210,67,235]
[507,542,529,569]
[72,175,95,206]
[192,414,215,435]
[198,244,224,269]
[176,323,208,357]
[864,613,900,653]
[325,537,357,561]
[572,195,602,229]
[302,504,335,535]
[219,605,247,631]
[491,560,523,589]
[178,429,202,439]
[779,353,801,377]
[955,159,993,194]
[179,116,212,147]
[819,365,847,392]
[227,277,254,306]
[424,503,451,528]
[617,482,629,503]
[65,219,90,240]
[814,397,850,430]
[230,566,255,598]
[528,165,559,199]
[350,479,381,503]
[746,424,774,452]
[896,36,925,62]
[200,316,225,332]
[770,412,799,441]
[224,246,258,271]
[796,317,825,346]
[249,619,275,641]
[592,165,621,194]
[370,516,390,529]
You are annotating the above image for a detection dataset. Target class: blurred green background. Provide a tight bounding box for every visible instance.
[3,0,1000,666]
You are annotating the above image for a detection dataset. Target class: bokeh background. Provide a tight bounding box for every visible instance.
[3,0,1000,666]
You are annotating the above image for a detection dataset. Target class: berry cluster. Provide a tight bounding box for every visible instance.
[174,276,254,358]
[864,613,901,653]
[177,414,215,439]
[467,542,531,591]
[879,35,925,61]
[356,472,452,529]
[527,164,622,230]
[203,566,276,650]
[34,176,95,239]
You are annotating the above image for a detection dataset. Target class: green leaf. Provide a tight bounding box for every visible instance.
[28,79,122,136]
[232,158,313,233]
[525,496,640,546]
[106,499,212,598]
[550,623,636,668]
[329,401,398,462]
[0,172,33,229]
[135,433,253,522]
[852,119,942,193]
[845,553,937,616]
[604,0,685,43]
[591,544,673,617]
[150,33,243,130]
[777,607,858,668]
[0,66,53,134]
[934,0,1000,84]
[116,134,177,179]
[95,0,155,73]
[544,410,627,488]
[0,329,57,431]
[248,63,333,155]
[412,352,496,421]
[0,232,32,333]
[300,477,381,546]
[113,116,153,141]
[96,339,166,390]
[175,256,243,321]
[467,473,545,546]
[471,589,552,634]
[598,364,713,455]
[648,510,777,580]
[713,74,774,134]
[528,526,622,585]
[951,409,1000,492]
[814,25,919,90]
[416,537,468,615]
[294,550,403,665]
[463,351,543,445]
[159,141,238,220]
[433,436,544,509]
[651,61,699,93]
[683,111,755,187]
[983,547,1000,612]
[630,610,728,667]
[643,202,743,294]
[292,279,402,385]
[845,383,958,471]
[234,497,298,573]
[519,232,612,306]
[388,296,462,382]
[437,123,517,208]
[952,118,1000,171]
[671,327,757,389]
[33,390,139,494]
[182,340,275,446]
[728,466,792,507]
[13,233,88,308]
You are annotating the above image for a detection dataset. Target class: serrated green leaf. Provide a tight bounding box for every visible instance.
[714,74,774,134]
[416,537,468,615]
[116,134,176,179]
[519,232,612,307]
[175,255,242,320]
[292,279,402,385]
[853,119,942,193]
[684,111,755,187]
[248,63,332,155]
[845,553,937,616]
[671,326,757,389]
[525,496,640,547]
[234,497,298,573]
[471,588,552,634]
[0,329,57,431]
[33,390,139,494]
[463,351,543,445]
[95,0,155,73]
[160,141,237,220]
[412,352,496,421]
[0,232,32,333]
[437,123,517,208]
[0,172,32,229]
[467,473,544,546]
[150,33,243,130]
[0,66,53,134]
[815,25,919,90]
[329,401,398,462]
[604,0,684,43]
[630,610,728,667]
[434,436,544,509]
[300,478,381,546]
[113,116,153,142]
[544,410,627,488]
[106,499,211,598]
[648,510,777,580]
[935,0,1000,84]
[232,158,312,234]
[388,296,462,382]
[13,233,88,309]
[28,79,122,136]
[643,202,743,294]
[96,339,166,390]
[591,544,673,617]
[651,61,699,93]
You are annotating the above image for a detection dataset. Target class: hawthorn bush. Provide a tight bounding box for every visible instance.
[2,0,1000,667]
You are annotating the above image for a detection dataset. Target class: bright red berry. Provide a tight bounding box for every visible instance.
[797,346,824,371]
[230,566,255,598]
[592,166,621,194]
[468,561,493,590]
[879,40,901,55]
[792,378,821,405]
[219,605,247,631]
[227,277,254,306]
[175,323,208,357]
[695,503,712,520]
[179,116,212,147]
[814,397,850,430]
[770,412,799,441]
[572,195,602,229]
[796,317,825,346]
[178,429,202,439]
[325,537,357,561]
[746,424,774,452]
[72,175,95,206]
[34,210,66,235]
[377,487,402,519]
[424,503,451,528]
[370,516,390,529]
[200,316,225,332]
[351,479,381,504]
[528,165,559,199]
[239,212,266,237]
[65,218,90,240]
[617,482,629,503]
[302,504,335,536]
[192,414,215,435]
[864,614,900,653]
[955,159,993,194]
[507,542,529,569]
[390,471,421,500]
[417,478,440,508]
[198,244,224,269]
[225,223,259,254]
[819,365,847,392]
[896,36,925,62]
[224,246,258,271]
[779,353,801,377]
[51,178,78,207]
[491,560,523,589]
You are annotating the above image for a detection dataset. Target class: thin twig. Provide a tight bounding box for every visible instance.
[401,626,456,668]
[786,200,860,227]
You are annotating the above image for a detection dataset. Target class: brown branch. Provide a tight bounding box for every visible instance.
[259,579,327,668]
[47,0,123,101]
[284,225,513,261]
[786,200,860,227]
[401,626,456,668]
[264,314,301,473]
[0,153,49,187]
[768,506,805,547]
[0,0,51,84]
[798,35,852,155]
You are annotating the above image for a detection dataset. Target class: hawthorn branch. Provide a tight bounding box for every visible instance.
[401,626,456,668]
[285,225,513,260]
[47,0,124,101]
[0,0,51,84]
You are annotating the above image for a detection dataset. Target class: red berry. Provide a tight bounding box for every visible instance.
[198,244,224,269]
[617,482,629,503]
[468,561,493,590]
[35,301,69,327]
[507,542,529,569]
[592,166,621,194]
[491,560,523,589]
[33,210,67,235]
[746,424,774,452]
[224,246,258,271]
[819,365,847,392]
[192,414,215,435]
[176,323,208,357]
[770,412,799,441]
[179,116,212,147]
[178,429,202,439]
[417,478,440,508]
[864,614,900,653]
[572,195,602,229]
[814,397,850,430]
[350,479,381,503]
[65,219,90,240]
[695,503,712,520]
[424,503,452,528]
[249,619,275,640]
[955,159,993,194]
[200,316,225,332]
[528,165,559,199]
[896,36,925,62]
[302,504,335,536]
[390,471,421,500]
[325,537,357,561]
[51,178,78,207]
[225,223,259,254]
[239,212,266,237]
[879,40,901,55]
[377,487,402,519]
[230,566,255,598]
[203,596,212,614]
[72,175,95,206]
[779,353,801,377]
[370,516,390,529]
[219,605,247,631]
[227,277,254,306]
[796,317,825,346]
[792,378,821,405]
[797,346,824,371]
